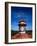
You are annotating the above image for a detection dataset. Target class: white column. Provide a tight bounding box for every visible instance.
[20,26,26,33]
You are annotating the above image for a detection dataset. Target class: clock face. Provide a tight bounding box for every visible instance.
[20,27,25,31]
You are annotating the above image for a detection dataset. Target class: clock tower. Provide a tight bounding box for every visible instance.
[18,20,26,33]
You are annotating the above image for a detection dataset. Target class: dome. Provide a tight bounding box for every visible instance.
[18,19,26,26]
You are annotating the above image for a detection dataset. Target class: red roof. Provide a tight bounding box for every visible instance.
[12,33,32,39]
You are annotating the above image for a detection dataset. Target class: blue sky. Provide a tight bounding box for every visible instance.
[11,6,32,31]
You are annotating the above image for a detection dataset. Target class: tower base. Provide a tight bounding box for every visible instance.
[19,31,26,34]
